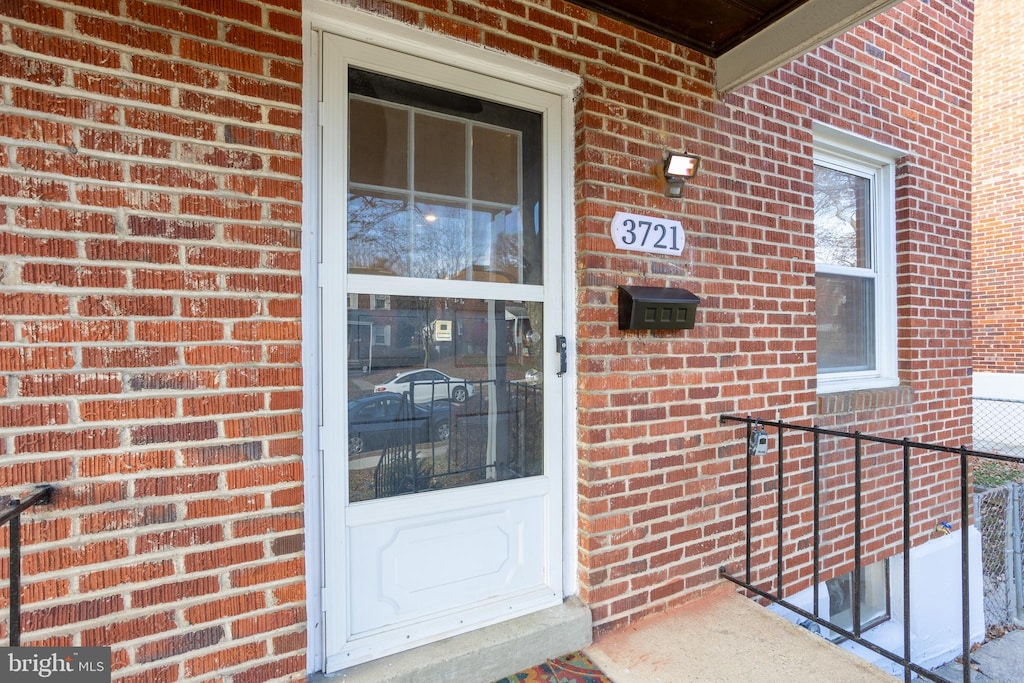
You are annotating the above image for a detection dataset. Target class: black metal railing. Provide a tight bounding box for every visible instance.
[372,379,543,497]
[438,380,543,482]
[2,484,54,646]
[719,415,1022,683]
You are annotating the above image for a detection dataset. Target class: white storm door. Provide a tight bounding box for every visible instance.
[319,32,566,672]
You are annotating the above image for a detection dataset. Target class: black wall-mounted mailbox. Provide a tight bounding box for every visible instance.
[618,285,700,331]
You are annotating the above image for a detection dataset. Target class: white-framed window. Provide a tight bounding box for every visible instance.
[814,124,901,393]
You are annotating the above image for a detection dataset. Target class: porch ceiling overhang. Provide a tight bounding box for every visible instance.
[570,0,905,91]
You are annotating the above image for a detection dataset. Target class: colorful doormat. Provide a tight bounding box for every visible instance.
[493,651,613,683]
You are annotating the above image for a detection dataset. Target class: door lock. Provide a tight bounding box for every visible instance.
[555,335,567,377]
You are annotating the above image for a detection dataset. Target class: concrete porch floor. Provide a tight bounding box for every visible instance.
[585,583,897,682]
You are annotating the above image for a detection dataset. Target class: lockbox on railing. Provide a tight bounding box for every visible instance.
[617,285,700,330]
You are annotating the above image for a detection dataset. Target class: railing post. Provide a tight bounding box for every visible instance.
[812,427,821,622]
[960,448,971,683]
[4,485,55,647]
[9,509,22,647]
[853,432,862,639]
[776,423,784,598]
[745,420,753,586]
[902,439,912,683]
[1014,483,1023,625]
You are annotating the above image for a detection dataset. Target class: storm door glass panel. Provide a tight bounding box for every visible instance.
[347,67,542,284]
[347,295,544,503]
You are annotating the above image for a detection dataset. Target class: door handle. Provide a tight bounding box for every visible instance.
[555,335,567,377]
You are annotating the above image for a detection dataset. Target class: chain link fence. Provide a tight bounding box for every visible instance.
[974,398,1024,457]
[975,483,1024,629]
[972,397,1024,630]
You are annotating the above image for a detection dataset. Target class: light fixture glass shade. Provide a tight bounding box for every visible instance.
[664,152,700,179]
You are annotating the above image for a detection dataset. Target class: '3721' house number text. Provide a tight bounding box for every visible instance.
[610,211,686,256]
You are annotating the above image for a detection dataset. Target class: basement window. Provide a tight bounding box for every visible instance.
[826,559,890,640]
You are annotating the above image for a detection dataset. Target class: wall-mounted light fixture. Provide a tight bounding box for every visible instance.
[661,150,701,198]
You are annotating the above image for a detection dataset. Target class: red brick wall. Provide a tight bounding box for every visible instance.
[0,1,306,681]
[0,0,973,676]
[974,0,1024,374]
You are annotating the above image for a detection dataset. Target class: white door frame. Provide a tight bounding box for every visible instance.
[301,3,580,673]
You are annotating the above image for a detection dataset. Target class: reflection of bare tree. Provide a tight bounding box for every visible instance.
[412,214,468,279]
[349,195,528,283]
[348,195,410,275]
[384,294,433,367]
[814,166,864,268]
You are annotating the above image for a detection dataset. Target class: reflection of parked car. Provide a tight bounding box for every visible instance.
[374,369,474,404]
[348,392,450,455]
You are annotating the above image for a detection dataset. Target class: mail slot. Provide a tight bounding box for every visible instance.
[618,285,700,331]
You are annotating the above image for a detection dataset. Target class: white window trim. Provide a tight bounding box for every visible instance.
[813,123,903,394]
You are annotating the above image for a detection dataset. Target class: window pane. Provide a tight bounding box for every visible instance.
[814,165,872,268]
[817,273,875,372]
[407,200,468,279]
[348,191,411,276]
[415,113,466,197]
[406,201,526,283]
[472,206,523,283]
[827,560,889,638]
[349,99,408,188]
[347,295,544,503]
[473,126,519,204]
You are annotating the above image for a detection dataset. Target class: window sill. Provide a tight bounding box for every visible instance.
[816,376,899,395]
[817,383,913,416]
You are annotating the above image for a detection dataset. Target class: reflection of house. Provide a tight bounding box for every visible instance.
[0,1,975,682]
[347,295,532,371]
[505,306,532,357]
[347,294,423,371]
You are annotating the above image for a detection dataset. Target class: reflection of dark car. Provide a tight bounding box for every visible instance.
[348,392,450,455]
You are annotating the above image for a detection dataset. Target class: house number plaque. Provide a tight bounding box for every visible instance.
[610,211,685,256]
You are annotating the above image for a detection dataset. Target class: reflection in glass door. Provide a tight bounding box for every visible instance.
[347,295,544,502]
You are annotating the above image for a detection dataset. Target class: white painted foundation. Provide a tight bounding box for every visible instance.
[772,527,985,675]
[974,372,1024,401]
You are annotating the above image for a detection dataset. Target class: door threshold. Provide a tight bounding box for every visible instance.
[312,597,592,683]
